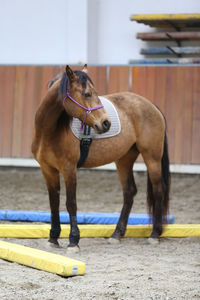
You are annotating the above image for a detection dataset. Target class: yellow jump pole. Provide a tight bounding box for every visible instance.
[0,224,200,238]
[0,240,85,277]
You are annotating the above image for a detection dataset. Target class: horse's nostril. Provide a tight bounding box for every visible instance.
[102,120,111,131]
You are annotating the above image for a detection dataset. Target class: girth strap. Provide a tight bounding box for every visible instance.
[77,125,92,168]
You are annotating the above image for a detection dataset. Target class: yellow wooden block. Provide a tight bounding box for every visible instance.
[130,13,200,28]
[126,224,200,237]
[0,224,51,238]
[0,224,200,238]
[130,14,200,21]
[161,224,200,238]
[0,240,85,277]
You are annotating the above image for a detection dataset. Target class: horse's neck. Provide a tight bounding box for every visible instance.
[36,87,66,134]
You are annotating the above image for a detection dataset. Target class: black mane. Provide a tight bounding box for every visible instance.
[48,73,62,88]
[60,72,68,99]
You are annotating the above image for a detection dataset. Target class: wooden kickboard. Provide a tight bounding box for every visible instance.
[137,31,200,41]
[0,224,200,238]
[0,240,85,277]
[130,14,200,28]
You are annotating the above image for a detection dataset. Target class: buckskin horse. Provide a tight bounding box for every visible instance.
[31,65,170,251]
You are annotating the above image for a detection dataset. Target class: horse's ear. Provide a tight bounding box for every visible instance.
[82,64,88,74]
[66,65,76,82]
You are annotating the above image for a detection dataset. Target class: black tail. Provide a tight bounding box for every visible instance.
[147,131,171,225]
[161,132,171,217]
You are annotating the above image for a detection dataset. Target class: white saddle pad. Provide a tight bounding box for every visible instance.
[70,96,121,140]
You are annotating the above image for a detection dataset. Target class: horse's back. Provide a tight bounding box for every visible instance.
[105,92,164,122]
[104,92,166,162]
[104,91,165,139]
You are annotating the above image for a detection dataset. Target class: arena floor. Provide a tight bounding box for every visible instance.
[0,168,199,299]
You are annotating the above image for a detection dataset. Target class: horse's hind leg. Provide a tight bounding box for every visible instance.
[143,156,165,240]
[110,148,139,242]
[41,165,61,247]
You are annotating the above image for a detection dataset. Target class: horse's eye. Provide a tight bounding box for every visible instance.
[85,92,91,98]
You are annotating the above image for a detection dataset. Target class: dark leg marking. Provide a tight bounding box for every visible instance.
[111,174,137,240]
[65,171,80,247]
[48,188,61,246]
[68,215,80,247]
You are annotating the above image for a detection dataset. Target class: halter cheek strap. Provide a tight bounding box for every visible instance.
[63,82,104,131]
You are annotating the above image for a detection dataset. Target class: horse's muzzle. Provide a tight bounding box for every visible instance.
[94,119,111,134]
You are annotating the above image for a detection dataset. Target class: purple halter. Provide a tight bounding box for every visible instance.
[63,82,104,131]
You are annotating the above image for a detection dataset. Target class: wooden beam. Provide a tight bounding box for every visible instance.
[140,47,200,55]
[0,240,85,277]
[130,14,200,28]
[137,31,200,41]
[0,224,200,238]
[129,58,200,64]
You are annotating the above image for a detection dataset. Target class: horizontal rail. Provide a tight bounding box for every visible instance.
[137,31,200,41]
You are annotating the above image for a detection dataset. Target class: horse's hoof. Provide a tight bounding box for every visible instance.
[107,237,120,244]
[147,237,160,246]
[67,245,80,254]
[48,239,60,248]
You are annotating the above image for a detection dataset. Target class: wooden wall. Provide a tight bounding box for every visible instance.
[0,65,199,164]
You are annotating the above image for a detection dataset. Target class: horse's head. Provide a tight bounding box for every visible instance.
[61,65,111,134]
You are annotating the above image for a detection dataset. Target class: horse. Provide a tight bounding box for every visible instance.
[31,64,170,251]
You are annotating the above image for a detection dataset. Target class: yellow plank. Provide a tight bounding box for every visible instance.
[161,224,200,238]
[0,224,200,238]
[130,14,200,28]
[0,240,85,277]
[130,14,200,21]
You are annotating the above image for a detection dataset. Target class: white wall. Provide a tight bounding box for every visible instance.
[0,0,88,65]
[0,0,199,65]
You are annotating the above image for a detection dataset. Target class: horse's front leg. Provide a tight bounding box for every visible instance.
[64,167,80,251]
[41,166,61,247]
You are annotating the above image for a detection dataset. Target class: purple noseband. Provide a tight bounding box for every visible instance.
[63,82,104,131]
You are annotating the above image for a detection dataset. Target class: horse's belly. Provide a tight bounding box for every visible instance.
[83,128,136,168]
